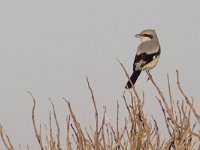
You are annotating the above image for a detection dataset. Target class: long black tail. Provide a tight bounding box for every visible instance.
[125,70,141,89]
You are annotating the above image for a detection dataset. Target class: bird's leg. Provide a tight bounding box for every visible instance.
[146,70,152,81]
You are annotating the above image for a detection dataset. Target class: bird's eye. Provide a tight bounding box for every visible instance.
[143,34,153,39]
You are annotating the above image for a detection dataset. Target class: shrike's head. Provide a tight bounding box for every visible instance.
[135,29,158,43]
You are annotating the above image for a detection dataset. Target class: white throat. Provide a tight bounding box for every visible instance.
[140,37,151,43]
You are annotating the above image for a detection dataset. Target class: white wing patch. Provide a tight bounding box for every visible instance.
[142,56,160,71]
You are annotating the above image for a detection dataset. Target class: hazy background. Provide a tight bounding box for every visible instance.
[0,0,200,149]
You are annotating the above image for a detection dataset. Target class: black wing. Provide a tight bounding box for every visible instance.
[133,48,161,70]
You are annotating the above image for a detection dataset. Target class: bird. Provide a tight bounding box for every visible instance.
[125,29,161,89]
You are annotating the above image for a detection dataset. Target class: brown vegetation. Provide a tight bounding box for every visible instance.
[1,62,200,149]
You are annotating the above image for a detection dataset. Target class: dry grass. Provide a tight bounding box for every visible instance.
[1,62,200,150]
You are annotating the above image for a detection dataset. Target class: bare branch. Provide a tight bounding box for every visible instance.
[176,70,200,124]
[0,124,14,150]
[86,76,99,149]
[28,92,44,150]
[49,99,61,150]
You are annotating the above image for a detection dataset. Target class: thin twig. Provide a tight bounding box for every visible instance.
[64,98,85,150]
[49,99,61,150]
[176,70,200,124]
[116,58,141,102]
[66,115,72,150]
[49,111,53,150]
[0,124,14,150]
[86,76,99,149]
[28,92,44,150]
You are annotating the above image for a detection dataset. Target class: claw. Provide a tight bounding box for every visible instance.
[147,75,152,81]
[146,71,152,81]
[147,76,150,81]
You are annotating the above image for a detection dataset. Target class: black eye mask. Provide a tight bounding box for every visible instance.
[143,34,153,39]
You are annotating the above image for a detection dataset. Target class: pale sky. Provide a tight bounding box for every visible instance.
[0,0,200,149]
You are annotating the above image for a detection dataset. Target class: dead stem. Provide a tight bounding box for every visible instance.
[0,124,14,150]
[28,92,44,150]
[176,70,200,124]
[49,99,61,150]
[86,76,99,150]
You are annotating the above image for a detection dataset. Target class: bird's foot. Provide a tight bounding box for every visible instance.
[147,75,152,81]
[146,71,152,81]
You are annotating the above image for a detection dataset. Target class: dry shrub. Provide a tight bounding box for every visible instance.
[1,62,200,150]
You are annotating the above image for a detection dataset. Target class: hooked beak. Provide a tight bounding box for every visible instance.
[135,34,142,38]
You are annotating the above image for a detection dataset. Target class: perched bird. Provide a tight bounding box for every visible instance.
[125,29,161,89]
